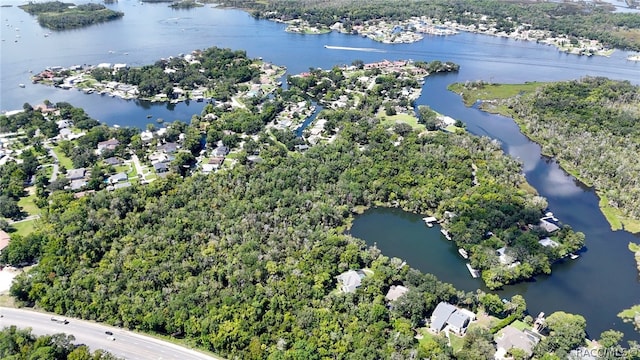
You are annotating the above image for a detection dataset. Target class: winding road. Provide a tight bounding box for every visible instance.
[0,307,223,360]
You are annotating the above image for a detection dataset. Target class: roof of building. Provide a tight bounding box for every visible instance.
[103,157,122,166]
[538,237,559,248]
[109,172,128,184]
[0,230,10,252]
[430,302,457,332]
[495,325,537,356]
[158,142,178,153]
[539,219,560,233]
[66,168,86,180]
[153,162,169,172]
[337,270,365,293]
[98,138,120,148]
[447,310,470,330]
[385,285,409,302]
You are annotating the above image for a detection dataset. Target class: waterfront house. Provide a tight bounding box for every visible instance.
[538,237,559,248]
[385,285,409,302]
[337,269,368,293]
[494,325,541,359]
[496,247,516,265]
[429,302,474,335]
[97,138,120,153]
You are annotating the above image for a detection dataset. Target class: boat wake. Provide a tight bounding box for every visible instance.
[324,45,386,53]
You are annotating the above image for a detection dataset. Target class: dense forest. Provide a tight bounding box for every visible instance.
[19,1,124,30]
[451,77,640,233]
[0,326,120,359]
[234,0,640,51]
[3,97,587,357]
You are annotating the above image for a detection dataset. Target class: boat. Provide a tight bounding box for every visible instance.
[458,248,469,259]
[440,229,452,240]
[18,83,25,88]
[569,253,579,260]
[422,216,437,227]
[466,263,480,278]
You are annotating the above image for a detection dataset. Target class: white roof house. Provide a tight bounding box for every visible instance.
[385,285,409,302]
[337,270,367,293]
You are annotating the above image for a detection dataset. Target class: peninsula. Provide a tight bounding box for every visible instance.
[449,78,640,234]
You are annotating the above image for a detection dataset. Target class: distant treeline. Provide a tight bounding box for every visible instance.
[19,1,124,30]
[232,0,640,51]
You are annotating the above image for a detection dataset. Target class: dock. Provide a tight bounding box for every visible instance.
[466,263,480,278]
[423,216,437,227]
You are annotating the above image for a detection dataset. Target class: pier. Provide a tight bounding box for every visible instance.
[466,263,480,278]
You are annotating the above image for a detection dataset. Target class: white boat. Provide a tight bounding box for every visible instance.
[440,229,452,240]
[422,216,437,227]
[18,83,25,88]
[570,253,579,260]
[458,248,469,259]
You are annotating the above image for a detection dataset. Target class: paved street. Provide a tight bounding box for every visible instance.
[0,307,222,360]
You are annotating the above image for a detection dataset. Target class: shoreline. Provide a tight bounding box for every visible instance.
[449,84,640,234]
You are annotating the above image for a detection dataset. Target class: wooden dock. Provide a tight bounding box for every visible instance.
[466,263,480,278]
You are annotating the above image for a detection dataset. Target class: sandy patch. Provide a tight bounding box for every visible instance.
[0,267,20,293]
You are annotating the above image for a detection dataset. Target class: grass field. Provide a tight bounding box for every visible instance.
[378,112,425,131]
[11,218,37,237]
[599,194,640,233]
[17,194,40,216]
[448,82,544,106]
[52,145,73,169]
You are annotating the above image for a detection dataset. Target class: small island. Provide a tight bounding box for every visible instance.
[19,1,124,30]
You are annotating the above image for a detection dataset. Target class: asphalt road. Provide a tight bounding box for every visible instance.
[0,307,222,360]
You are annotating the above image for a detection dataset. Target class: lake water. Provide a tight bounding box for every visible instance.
[2,0,640,340]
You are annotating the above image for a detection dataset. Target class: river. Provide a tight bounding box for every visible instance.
[2,0,640,341]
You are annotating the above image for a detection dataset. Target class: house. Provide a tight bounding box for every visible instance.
[430,302,474,335]
[337,269,367,293]
[539,219,560,233]
[538,237,559,248]
[202,156,225,173]
[97,138,120,153]
[66,168,86,181]
[69,179,87,191]
[294,144,310,152]
[447,310,471,335]
[153,162,169,173]
[0,230,10,253]
[430,302,457,333]
[214,145,230,157]
[385,285,409,302]
[103,157,122,166]
[158,142,178,154]
[108,172,128,184]
[140,130,154,143]
[496,247,515,265]
[494,326,541,359]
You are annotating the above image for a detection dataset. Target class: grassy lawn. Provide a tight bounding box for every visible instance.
[444,124,465,133]
[378,111,425,131]
[11,218,37,237]
[510,320,529,331]
[17,194,40,216]
[52,145,73,169]
[448,82,544,106]
[449,333,465,353]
